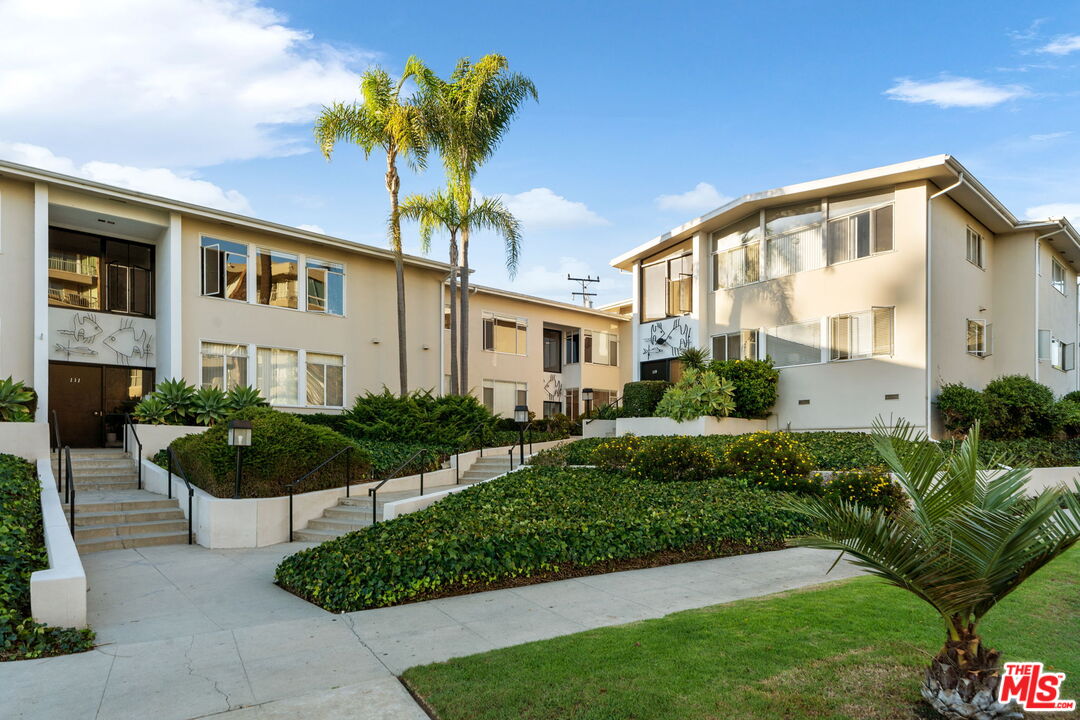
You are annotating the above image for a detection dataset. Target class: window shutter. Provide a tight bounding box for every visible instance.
[984,322,993,357]
[872,307,894,355]
[584,333,593,363]
[609,339,619,366]
[1038,330,1051,360]
[1066,343,1076,372]
[830,315,848,361]
[483,317,494,351]
[873,205,893,253]
[202,245,222,296]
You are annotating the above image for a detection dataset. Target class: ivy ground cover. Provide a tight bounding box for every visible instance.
[275,466,811,612]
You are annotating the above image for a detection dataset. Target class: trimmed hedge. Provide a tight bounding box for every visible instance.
[170,408,373,498]
[275,466,812,611]
[0,454,94,660]
[621,381,671,417]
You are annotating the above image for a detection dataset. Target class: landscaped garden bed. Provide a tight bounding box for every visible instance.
[0,453,94,661]
[274,466,812,611]
[401,547,1080,720]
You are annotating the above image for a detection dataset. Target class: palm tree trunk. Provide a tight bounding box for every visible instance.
[459,226,470,397]
[922,619,1021,719]
[386,153,408,397]
[448,231,459,396]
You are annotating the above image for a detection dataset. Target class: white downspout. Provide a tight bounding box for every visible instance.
[926,173,965,438]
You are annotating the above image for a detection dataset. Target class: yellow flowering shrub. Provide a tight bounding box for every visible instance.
[723,431,817,492]
[592,435,646,472]
[817,467,906,512]
[627,437,722,483]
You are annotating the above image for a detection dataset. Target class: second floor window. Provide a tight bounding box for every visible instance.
[307,259,344,314]
[482,312,527,354]
[256,249,299,308]
[49,228,153,317]
[584,330,618,366]
[641,252,693,323]
[1052,259,1067,295]
[543,329,562,373]
[966,228,984,268]
[565,333,580,364]
[201,237,248,301]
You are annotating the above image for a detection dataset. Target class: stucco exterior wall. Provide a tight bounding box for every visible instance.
[1035,236,1078,396]
[0,176,36,384]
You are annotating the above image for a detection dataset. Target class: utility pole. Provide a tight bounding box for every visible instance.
[568,274,600,308]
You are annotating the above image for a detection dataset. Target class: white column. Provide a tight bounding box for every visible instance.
[157,212,183,380]
[33,183,48,422]
[692,231,709,349]
[630,264,641,381]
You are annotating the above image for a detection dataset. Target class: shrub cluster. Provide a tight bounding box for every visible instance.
[133,379,267,426]
[627,437,722,483]
[592,435,645,472]
[938,375,1073,440]
[621,381,672,417]
[0,454,94,660]
[654,368,735,421]
[722,432,817,492]
[817,467,907,512]
[275,466,812,611]
[170,408,374,498]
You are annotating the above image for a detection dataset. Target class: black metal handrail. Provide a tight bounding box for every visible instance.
[123,414,143,490]
[63,446,74,537]
[284,446,356,542]
[584,395,622,424]
[454,420,496,484]
[166,447,195,545]
[368,447,437,525]
[51,410,63,492]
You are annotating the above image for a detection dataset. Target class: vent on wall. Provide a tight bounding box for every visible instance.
[798,399,810,405]
[885,393,900,400]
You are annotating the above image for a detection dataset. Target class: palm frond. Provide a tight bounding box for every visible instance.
[466,195,522,278]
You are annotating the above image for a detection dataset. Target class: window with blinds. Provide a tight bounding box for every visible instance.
[711,330,758,361]
[482,312,527,354]
[830,307,894,360]
[583,330,618,366]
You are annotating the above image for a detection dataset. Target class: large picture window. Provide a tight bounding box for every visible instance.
[49,228,153,316]
[765,320,822,368]
[201,236,248,301]
[827,204,893,265]
[201,342,248,391]
[830,307,894,360]
[307,259,345,314]
[641,253,693,323]
[255,347,298,405]
[764,202,824,279]
[482,312,527,354]
[256,249,299,308]
[482,379,527,417]
[712,330,758,361]
[306,353,344,407]
[583,330,619,366]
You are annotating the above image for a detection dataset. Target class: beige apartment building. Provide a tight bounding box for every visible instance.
[612,155,1080,436]
[0,159,630,447]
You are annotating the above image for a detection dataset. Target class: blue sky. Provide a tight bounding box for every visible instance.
[3,1,1080,304]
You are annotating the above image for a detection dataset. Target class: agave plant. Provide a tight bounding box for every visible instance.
[782,420,1080,720]
[132,396,170,425]
[0,376,33,422]
[191,387,230,426]
[153,378,197,424]
[226,385,268,412]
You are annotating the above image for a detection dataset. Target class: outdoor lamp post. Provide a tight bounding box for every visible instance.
[582,387,594,417]
[228,419,253,499]
[514,404,529,465]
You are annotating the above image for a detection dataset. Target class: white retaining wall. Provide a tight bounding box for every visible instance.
[615,416,767,436]
[125,424,207,459]
[30,459,86,628]
[0,422,51,462]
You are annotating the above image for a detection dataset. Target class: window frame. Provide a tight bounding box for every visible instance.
[48,227,155,317]
[1051,258,1067,295]
[254,246,300,310]
[199,341,249,392]
[200,235,250,304]
[828,306,894,362]
[966,319,992,358]
[764,319,825,369]
[583,329,619,367]
[481,311,528,355]
[825,202,895,268]
[305,351,345,408]
[966,227,984,269]
[255,345,301,406]
[711,330,759,361]
[305,257,346,316]
[641,251,693,322]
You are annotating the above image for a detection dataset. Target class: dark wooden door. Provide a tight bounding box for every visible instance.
[49,363,103,447]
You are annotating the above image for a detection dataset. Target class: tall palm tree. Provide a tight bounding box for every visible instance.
[416,55,536,395]
[315,58,429,396]
[783,420,1080,720]
[400,189,521,395]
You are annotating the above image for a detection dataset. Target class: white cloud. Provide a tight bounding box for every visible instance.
[0,142,251,213]
[296,223,325,234]
[1026,203,1080,225]
[0,0,372,167]
[498,188,609,230]
[885,76,1027,108]
[655,182,731,212]
[1039,34,1080,55]
[1030,131,1072,142]
[501,256,629,303]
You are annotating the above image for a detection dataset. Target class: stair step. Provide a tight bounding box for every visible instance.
[293,528,353,542]
[69,498,180,513]
[307,517,372,532]
[324,505,378,520]
[74,519,189,540]
[74,508,186,526]
[68,483,140,493]
[76,530,190,553]
[66,467,137,478]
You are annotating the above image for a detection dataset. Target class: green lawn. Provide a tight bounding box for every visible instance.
[402,548,1080,720]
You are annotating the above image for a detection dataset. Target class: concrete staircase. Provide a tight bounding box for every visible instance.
[293,453,524,543]
[57,449,190,553]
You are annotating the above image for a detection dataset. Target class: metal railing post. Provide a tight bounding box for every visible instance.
[187,489,194,545]
[64,447,74,537]
[167,450,173,499]
[455,449,460,484]
[345,447,352,499]
[289,487,294,542]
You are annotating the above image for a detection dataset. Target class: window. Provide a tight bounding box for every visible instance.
[256,249,299,308]
[765,320,821,368]
[201,342,248,391]
[830,307,894,360]
[565,333,580,364]
[712,218,761,290]
[966,228,984,268]
[827,205,893,265]
[592,389,616,408]
[482,312,527,354]
[967,319,992,357]
[1043,333,1074,371]
[49,228,153,316]
[565,388,580,420]
[711,330,758,361]
[1052,259,1067,295]
[306,259,344,314]
[306,353,344,407]
[482,379,527,417]
[641,252,693,322]
[543,401,562,418]
[255,347,298,405]
[201,236,248,301]
[765,202,825,279]
[583,330,619,366]
[543,329,562,373]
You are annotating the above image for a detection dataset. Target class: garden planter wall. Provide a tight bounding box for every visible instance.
[615,416,766,437]
[126,424,207,459]
[30,459,87,628]
[0,422,50,461]
[582,419,617,439]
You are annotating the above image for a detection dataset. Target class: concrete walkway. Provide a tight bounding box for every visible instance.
[2,543,862,720]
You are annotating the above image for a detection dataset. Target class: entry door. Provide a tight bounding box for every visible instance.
[49,363,104,448]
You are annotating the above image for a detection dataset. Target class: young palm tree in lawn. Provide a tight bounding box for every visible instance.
[400,189,522,396]
[416,55,535,395]
[315,59,429,396]
[782,420,1080,720]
